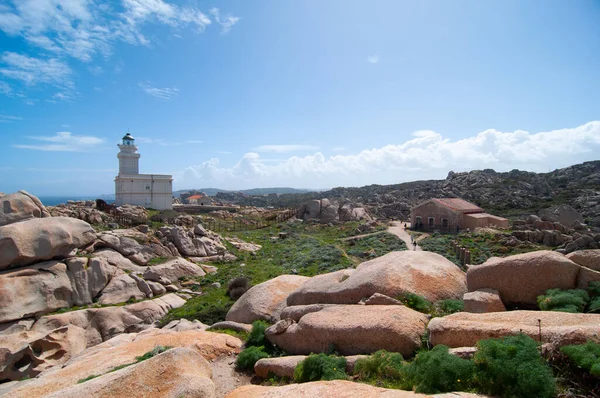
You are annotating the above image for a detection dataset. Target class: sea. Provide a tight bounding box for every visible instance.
[38,196,115,207]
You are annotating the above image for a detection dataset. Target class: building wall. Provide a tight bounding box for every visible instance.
[410,201,462,231]
[115,174,173,210]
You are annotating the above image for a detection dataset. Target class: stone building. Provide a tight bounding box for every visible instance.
[114,133,173,210]
[410,198,508,231]
[186,194,213,206]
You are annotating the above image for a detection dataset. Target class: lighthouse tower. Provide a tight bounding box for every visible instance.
[114,132,173,210]
[117,133,140,175]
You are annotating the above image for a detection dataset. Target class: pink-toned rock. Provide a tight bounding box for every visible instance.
[225,380,487,398]
[428,310,600,348]
[280,304,337,322]
[287,251,466,306]
[467,251,580,307]
[266,305,429,356]
[364,293,402,305]
[45,347,215,398]
[0,217,96,270]
[463,289,506,313]
[254,355,306,379]
[6,329,241,398]
[142,257,206,282]
[0,190,50,227]
[226,275,309,323]
[567,250,600,271]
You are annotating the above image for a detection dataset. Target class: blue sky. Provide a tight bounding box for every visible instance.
[1,0,599,196]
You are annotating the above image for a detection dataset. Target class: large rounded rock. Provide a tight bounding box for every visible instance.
[5,329,241,397]
[0,217,96,270]
[0,190,50,227]
[142,257,206,282]
[467,251,580,308]
[287,251,466,306]
[225,380,485,398]
[45,347,216,398]
[226,275,309,323]
[428,310,600,348]
[566,250,600,271]
[265,305,429,356]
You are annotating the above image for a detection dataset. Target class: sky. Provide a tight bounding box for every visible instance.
[0,0,599,197]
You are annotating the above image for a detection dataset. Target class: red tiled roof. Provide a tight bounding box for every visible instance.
[432,198,482,213]
[187,195,205,200]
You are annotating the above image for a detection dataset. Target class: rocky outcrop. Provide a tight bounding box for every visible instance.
[97,232,155,265]
[142,257,206,283]
[538,204,585,228]
[0,217,96,270]
[48,200,106,225]
[279,304,337,322]
[297,199,372,223]
[4,329,241,398]
[265,305,429,356]
[158,225,226,257]
[428,310,600,348]
[225,380,486,398]
[466,250,598,307]
[45,347,216,398]
[566,250,600,271]
[0,258,117,323]
[463,289,506,313]
[0,294,187,381]
[226,275,309,324]
[0,190,50,226]
[287,251,466,306]
[96,274,147,305]
[254,355,306,379]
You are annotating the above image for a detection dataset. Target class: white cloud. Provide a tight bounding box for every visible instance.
[0,1,239,93]
[253,144,320,153]
[0,80,12,95]
[136,136,182,146]
[366,55,379,64]
[0,114,22,122]
[209,8,240,34]
[13,131,105,152]
[177,121,600,189]
[139,81,179,100]
[0,52,72,89]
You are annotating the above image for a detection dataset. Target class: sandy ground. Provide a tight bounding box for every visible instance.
[387,221,423,251]
[212,356,254,397]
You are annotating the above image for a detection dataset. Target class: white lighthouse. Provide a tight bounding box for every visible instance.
[114,133,173,210]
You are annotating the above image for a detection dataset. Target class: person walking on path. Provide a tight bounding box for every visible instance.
[412,240,417,251]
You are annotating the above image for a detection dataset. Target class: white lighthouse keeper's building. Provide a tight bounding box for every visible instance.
[114,133,173,210]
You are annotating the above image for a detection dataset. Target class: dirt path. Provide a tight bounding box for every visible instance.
[211,356,254,397]
[387,221,422,251]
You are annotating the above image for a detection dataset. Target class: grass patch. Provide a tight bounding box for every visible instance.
[148,256,171,266]
[212,328,249,341]
[344,232,407,259]
[354,350,404,389]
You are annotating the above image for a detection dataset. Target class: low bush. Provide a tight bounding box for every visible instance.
[227,277,251,300]
[294,353,347,382]
[401,345,474,394]
[435,299,464,315]
[587,281,600,313]
[135,345,171,361]
[474,334,555,398]
[537,288,589,313]
[236,346,269,371]
[245,320,279,355]
[560,340,600,377]
[354,350,404,387]
[397,292,433,313]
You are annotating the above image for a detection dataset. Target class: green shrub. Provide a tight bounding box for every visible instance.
[400,345,474,393]
[294,353,347,382]
[537,288,589,313]
[436,299,464,315]
[397,292,433,313]
[587,281,600,297]
[474,334,555,398]
[236,346,269,370]
[135,345,171,362]
[560,340,600,377]
[589,297,600,313]
[245,320,278,354]
[354,350,404,386]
